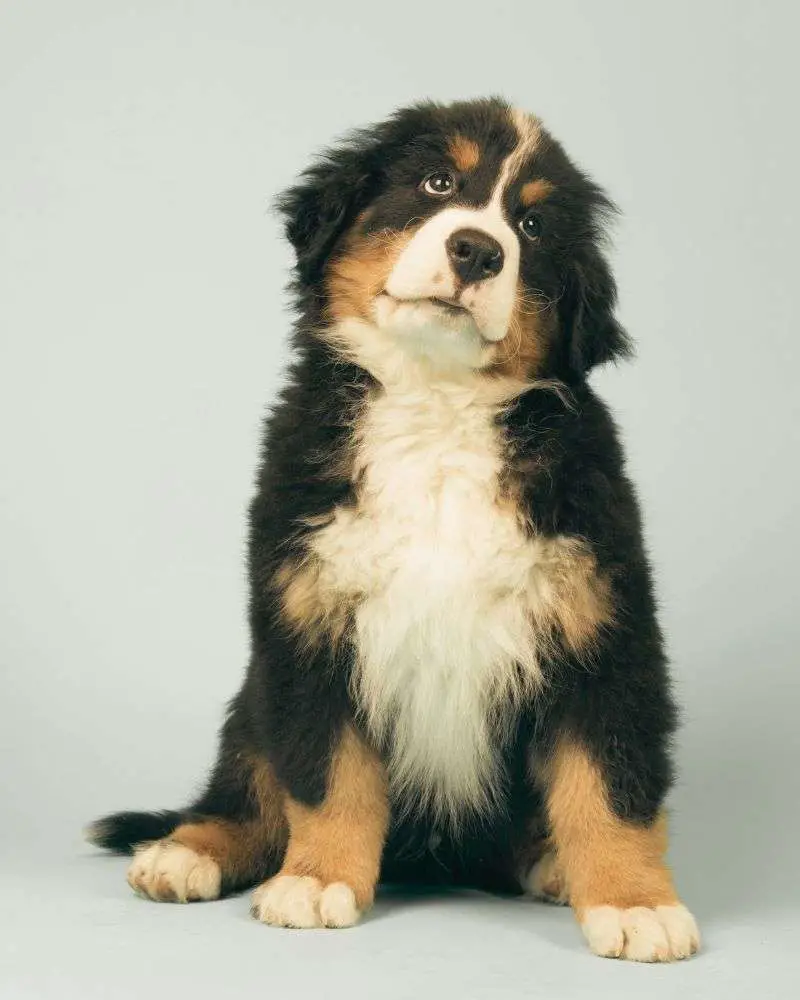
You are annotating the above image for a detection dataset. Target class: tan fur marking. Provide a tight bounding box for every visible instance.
[448,134,481,172]
[488,280,554,379]
[171,820,234,862]
[520,178,555,207]
[274,556,351,648]
[533,537,613,653]
[326,228,417,324]
[278,726,389,909]
[171,819,263,888]
[542,740,678,917]
[170,756,287,887]
[248,753,290,846]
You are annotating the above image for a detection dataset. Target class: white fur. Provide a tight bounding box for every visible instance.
[126,841,221,903]
[383,201,520,342]
[318,882,361,928]
[251,876,361,929]
[581,904,701,962]
[372,293,488,369]
[308,344,570,822]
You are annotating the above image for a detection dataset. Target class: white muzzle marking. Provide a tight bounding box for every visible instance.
[384,202,519,343]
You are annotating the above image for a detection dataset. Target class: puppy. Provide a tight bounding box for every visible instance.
[87,98,700,961]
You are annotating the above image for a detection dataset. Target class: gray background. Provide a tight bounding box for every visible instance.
[1,1,798,997]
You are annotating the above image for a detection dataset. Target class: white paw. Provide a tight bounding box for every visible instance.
[126,840,221,903]
[581,904,700,962]
[318,881,361,927]
[523,850,569,905]
[251,875,361,929]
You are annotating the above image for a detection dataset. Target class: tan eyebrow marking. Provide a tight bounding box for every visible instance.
[448,135,481,172]
[520,178,555,206]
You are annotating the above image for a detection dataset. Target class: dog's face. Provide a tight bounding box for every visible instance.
[279,99,630,381]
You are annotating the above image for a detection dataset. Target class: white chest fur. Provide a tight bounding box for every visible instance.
[309,377,549,821]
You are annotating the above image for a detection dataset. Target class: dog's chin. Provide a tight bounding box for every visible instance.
[372,293,489,369]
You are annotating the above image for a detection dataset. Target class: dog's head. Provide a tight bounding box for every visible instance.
[278,98,631,382]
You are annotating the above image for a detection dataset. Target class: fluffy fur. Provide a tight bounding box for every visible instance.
[87,98,698,961]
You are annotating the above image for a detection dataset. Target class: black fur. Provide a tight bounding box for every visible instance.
[88,811,183,854]
[90,98,677,894]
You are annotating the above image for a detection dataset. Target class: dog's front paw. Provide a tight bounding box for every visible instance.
[250,874,362,929]
[581,903,700,962]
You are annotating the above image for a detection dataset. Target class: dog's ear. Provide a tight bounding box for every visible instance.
[559,195,633,377]
[276,133,384,287]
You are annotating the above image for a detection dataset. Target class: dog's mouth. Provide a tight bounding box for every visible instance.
[428,296,470,316]
[379,291,471,317]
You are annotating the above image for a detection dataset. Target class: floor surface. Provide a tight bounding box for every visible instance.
[2,831,796,1000]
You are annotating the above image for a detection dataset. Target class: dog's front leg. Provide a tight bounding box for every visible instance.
[533,731,700,961]
[251,721,389,929]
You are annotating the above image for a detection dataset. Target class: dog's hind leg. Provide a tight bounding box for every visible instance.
[88,708,288,901]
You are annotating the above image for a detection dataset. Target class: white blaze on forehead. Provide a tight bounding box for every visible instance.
[383,111,541,343]
[507,108,542,177]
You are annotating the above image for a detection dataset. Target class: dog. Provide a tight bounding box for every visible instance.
[87,97,700,962]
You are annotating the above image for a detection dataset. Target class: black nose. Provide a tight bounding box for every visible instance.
[446,228,504,284]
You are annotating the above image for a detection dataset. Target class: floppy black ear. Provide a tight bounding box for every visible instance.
[276,133,384,288]
[560,222,633,377]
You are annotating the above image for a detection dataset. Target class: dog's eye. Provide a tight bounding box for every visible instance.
[519,211,543,241]
[422,171,455,197]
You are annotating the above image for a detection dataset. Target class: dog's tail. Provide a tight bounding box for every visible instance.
[84,810,185,855]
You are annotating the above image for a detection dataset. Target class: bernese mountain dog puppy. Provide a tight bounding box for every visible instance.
[87,97,700,962]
